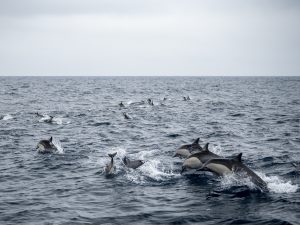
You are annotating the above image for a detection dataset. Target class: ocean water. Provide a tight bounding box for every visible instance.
[0,76,299,225]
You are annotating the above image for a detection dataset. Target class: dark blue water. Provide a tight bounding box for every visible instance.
[0,76,299,225]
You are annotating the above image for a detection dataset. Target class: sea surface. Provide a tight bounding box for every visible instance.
[0,76,299,225]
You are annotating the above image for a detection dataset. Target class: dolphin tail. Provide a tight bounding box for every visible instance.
[108,152,117,159]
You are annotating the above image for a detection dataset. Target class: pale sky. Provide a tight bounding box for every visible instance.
[0,0,299,76]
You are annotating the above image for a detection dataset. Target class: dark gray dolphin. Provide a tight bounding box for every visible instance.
[123,112,130,119]
[119,102,125,107]
[123,156,145,169]
[200,153,269,192]
[147,98,154,105]
[181,143,221,173]
[173,138,202,158]
[35,112,44,117]
[105,152,117,175]
[36,136,57,153]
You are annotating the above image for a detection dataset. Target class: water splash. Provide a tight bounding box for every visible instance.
[38,114,65,125]
[51,137,64,154]
[2,114,13,120]
[219,172,298,193]
[257,172,298,193]
[123,149,180,184]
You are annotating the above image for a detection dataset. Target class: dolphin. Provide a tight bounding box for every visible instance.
[173,138,202,158]
[181,143,221,173]
[147,98,154,106]
[123,112,130,119]
[123,156,145,169]
[35,112,44,117]
[200,153,269,192]
[119,102,125,107]
[105,152,117,175]
[44,115,54,123]
[36,136,57,153]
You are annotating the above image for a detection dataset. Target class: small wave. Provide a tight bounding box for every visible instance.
[229,113,245,117]
[166,133,181,138]
[265,138,281,142]
[254,117,264,121]
[92,122,111,126]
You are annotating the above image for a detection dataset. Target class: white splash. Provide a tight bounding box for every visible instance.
[219,173,257,190]
[124,149,180,184]
[257,172,298,193]
[219,172,298,193]
[2,114,13,120]
[52,137,64,154]
[38,115,64,125]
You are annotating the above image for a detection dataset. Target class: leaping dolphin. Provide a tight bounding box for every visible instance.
[181,143,221,173]
[36,136,57,153]
[123,156,145,169]
[173,138,202,158]
[200,153,269,192]
[105,152,117,175]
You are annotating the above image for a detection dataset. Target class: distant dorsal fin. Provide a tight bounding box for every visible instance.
[233,153,242,162]
[203,143,209,151]
[192,138,200,145]
[49,136,53,142]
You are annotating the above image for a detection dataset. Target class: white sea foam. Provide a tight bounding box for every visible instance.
[2,114,13,120]
[257,172,298,193]
[219,171,298,193]
[52,137,64,154]
[38,114,65,125]
[123,149,180,184]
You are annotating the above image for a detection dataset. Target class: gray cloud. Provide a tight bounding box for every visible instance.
[0,0,299,76]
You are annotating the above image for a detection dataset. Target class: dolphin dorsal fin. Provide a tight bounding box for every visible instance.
[123,156,129,164]
[203,143,209,151]
[233,153,242,162]
[192,138,200,145]
[49,136,53,142]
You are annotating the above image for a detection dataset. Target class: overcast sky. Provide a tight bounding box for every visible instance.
[0,0,299,76]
